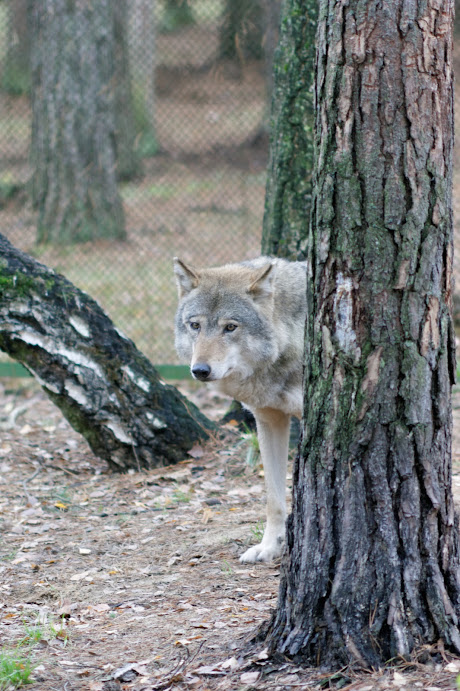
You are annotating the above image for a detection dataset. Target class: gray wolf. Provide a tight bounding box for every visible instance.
[174,256,307,562]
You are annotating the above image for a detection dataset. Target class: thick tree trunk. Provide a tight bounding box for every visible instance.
[0,234,215,471]
[265,0,460,667]
[29,0,126,244]
[261,0,317,260]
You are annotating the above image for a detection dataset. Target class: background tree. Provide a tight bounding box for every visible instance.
[129,0,157,159]
[261,0,317,259]
[264,0,460,668]
[219,0,265,63]
[161,0,194,33]
[113,0,142,181]
[29,0,128,244]
[3,0,30,95]
[0,234,215,471]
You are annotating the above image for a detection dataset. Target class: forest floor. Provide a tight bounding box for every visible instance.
[1,378,460,691]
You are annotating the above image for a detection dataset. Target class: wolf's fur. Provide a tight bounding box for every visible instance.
[174,256,307,562]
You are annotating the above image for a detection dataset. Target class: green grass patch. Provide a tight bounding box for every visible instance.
[0,651,34,689]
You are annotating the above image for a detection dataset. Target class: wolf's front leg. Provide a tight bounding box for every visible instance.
[240,408,290,563]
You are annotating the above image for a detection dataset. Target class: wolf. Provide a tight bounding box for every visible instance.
[173,256,307,563]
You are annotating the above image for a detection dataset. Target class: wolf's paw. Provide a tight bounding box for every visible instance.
[239,538,283,564]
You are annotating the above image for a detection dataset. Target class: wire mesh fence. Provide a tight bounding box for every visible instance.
[0,0,277,369]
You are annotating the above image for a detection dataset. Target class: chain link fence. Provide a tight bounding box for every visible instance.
[0,0,278,370]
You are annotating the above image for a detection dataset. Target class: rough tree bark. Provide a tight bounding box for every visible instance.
[0,234,215,471]
[261,0,317,260]
[264,0,460,667]
[29,0,126,244]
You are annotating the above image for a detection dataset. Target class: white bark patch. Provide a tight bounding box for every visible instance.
[333,273,360,359]
[358,347,383,420]
[18,330,104,378]
[69,315,91,338]
[122,366,150,393]
[420,297,440,357]
[146,411,167,429]
[105,419,133,445]
[115,327,129,340]
[27,367,60,394]
[7,301,30,315]
[64,379,89,407]
[321,325,334,373]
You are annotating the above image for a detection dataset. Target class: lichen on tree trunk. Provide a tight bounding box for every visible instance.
[264,0,460,667]
[261,0,317,260]
[0,234,215,471]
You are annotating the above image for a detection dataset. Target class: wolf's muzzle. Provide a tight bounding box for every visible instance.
[192,363,211,381]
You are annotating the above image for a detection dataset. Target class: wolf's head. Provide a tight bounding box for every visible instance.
[173,258,279,383]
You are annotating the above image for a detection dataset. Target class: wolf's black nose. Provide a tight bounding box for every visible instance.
[192,363,211,381]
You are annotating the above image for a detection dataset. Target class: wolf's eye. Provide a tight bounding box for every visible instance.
[190,321,200,331]
[224,324,238,333]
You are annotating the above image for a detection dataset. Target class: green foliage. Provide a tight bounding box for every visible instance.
[0,651,33,689]
[0,176,22,208]
[0,270,35,298]
[1,64,30,96]
[159,0,195,33]
[251,520,264,541]
[239,428,260,467]
[132,84,158,158]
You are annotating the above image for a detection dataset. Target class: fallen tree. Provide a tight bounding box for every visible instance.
[0,233,215,471]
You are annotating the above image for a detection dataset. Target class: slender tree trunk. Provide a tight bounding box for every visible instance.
[219,0,265,63]
[0,234,215,471]
[113,0,142,181]
[261,0,317,259]
[265,0,460,667]
[161,0,194,32]
[29,0,126,244]
[3,0,30,94]
[129,0,157,158]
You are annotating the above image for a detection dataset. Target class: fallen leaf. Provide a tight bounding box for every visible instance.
[240,671,260,684]
[392,671,407,687]
[195,665,225,676]
[70,570,92,581]
[221,657,240,671]
[187,444,204,459]
[89,603,110,613]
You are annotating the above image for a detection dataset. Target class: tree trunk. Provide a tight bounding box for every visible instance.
[265,0,460,667]
[219,0,265,63]
[161,0,194,32]
[3,0,30,95]
[261,0,317,260]
[113,0,142,180]
[0,234,215,471]
[129,0,158,158]
[29,0,126,244]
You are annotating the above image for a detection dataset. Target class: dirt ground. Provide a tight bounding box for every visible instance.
[1,378,460,691]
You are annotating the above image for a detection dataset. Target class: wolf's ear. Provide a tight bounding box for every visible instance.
[247,263,275,301]
[173,258,200,297]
